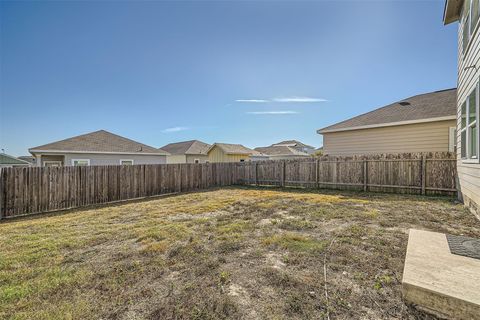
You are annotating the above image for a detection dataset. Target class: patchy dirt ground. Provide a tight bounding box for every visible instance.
[1,187,479,320]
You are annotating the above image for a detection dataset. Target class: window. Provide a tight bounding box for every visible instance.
[72,159,90,166]
[463,0,480,53]
[194,159,200,164]
[120,159,134,165]
[43,161,62,167]
[449,127,457,152]
[460,84,479,161]
[239,159,245,162]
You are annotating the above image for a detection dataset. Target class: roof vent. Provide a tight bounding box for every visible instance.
[399,101,411,106]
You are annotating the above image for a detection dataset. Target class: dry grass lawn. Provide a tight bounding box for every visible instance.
[1,187,479,320]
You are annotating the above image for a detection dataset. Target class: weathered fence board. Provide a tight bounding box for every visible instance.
[0,153,457,219]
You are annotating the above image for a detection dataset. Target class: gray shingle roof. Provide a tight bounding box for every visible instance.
[254,146,311,156]
[0,154,31,165]
[29,130,168,155]
[161,140,211,155]
[272,140,315,149]
[209,143,260,155]
[318,88,457,133]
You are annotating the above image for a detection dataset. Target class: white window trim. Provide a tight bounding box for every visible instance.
[449,127,456,152]
[43,160,63,167]
[71,159,91,166]
[120,159,134,165]
[462,83,480,163]
[463,0,480,56]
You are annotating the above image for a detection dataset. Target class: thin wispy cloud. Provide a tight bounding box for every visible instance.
[273,97,327,103]
[246,111,299,115]
[235,99,269,103]
[235,97,327,103]
[161,126,189,133]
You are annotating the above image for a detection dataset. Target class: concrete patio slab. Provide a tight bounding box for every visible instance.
[402,229,480,319]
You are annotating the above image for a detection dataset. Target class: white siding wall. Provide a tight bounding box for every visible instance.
[457,9,480,214]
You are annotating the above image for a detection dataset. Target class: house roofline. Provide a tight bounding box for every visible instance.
[443,0,463,25]
[206,143,254,155]
[317,115,456,134]
[29,149,170,156]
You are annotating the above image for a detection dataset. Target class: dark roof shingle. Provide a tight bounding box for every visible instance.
[29,130,168,155]
[161,140,211,155]
[318,88,457,133]
[0,154,31,165]
[254,146,310,156]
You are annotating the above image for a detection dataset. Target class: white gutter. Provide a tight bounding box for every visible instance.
[317,115,457,134]
[29,149,170,156]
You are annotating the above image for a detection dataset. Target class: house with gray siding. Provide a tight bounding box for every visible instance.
[29,130,168,166]
[161,140,211,163]
[444,0,480,216]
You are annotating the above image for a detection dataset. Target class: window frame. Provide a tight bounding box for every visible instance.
[43,160,63,167]
[71,159,91,166]
[120,159,134,165]
[463,0,480,56]
[461,83,480,163]
[194,159,200,164]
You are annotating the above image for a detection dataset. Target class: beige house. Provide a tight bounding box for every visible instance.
[444,0,480,215]
[254,145,311,160]
[161,140,211,164]
[207,143,260,163]
[317,89,457,156]
[29,130,168,166]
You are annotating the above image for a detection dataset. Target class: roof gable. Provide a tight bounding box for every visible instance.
[208,143,258,155]
[161,140,211,155]
[29,130,168,155]
[318,88,457,134]
[272,140,314,149]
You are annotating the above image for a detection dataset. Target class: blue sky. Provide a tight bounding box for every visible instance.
[1,0,458,156]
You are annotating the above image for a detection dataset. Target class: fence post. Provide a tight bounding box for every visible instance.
[315,159,319,189]
[363,160,368,192]
[0,168,3,220]
[255,162,259,186]
[421,155,426,195]
[281,161,286,187]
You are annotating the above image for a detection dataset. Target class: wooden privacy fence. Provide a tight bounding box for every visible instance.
[0,153,457,219]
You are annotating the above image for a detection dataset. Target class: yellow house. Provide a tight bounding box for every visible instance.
[207,143,261,162]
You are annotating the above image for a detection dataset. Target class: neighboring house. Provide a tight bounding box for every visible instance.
[317,88,457,156]
[207,143,260,162]
[161,140,211,164]
[29,130,168,166]
[271,140,316,154]
[17,156,36,165]
[444,0,480,214]
[254,145,311,160]
[0,153,31,168]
